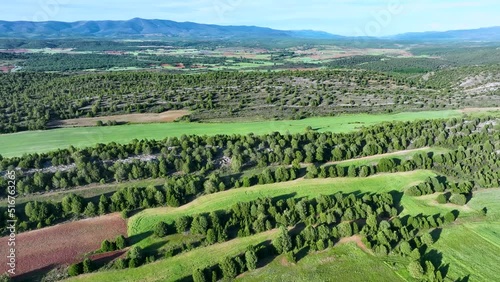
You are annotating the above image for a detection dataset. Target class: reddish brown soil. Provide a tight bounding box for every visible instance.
[0,65,14,73]
[0,213,127,277]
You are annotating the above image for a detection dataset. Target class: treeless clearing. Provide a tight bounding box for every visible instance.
[336,235,370,253]
[47,110,189,128]
[460,107,500,113]
[0,213,126,277]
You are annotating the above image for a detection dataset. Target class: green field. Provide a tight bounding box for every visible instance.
[0,110,461,157]
[432,222,500,281]
[129,171,443,236]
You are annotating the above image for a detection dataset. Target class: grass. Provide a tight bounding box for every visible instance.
[0,110,461,157]
[432,223,500,282]
[66,178,499,282]
[129,171,439,236]
[239,243,405,282]
[66,230,279,282]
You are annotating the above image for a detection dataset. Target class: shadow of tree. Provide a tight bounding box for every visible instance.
[127,230,153,245]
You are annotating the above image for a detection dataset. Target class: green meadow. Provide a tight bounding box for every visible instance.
[0,110,461,157]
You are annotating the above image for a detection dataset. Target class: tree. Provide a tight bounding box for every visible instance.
[192,268,206,282]
[175,216,190,233]
[101,239,112,252]
[231,155,243,172]
[0,273,11,282]
[154,221,168,238]
[444,211,456,223]
[68,263,83,276]
[206,229,216,245]
[115,235,127,249]
[407,261,424,279]
[306,165,318,178]
[82,258,93,273]
[245,248,258,270]
[347,165,357,177]
[83,202,96,217]
[220,257,238,279]
[421,233,434,246]
[272,226,292,254]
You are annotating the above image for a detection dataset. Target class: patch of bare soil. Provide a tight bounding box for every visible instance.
[47,110,189,128]
[336,235,370,253]
[460,107,500,113]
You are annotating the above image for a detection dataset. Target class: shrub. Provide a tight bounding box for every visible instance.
[449,194,467,206]
[436,194,447,204]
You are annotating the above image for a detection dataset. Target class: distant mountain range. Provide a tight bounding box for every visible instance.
[0,18,342,40]
[0,18,499,41]
[390,26,500,41]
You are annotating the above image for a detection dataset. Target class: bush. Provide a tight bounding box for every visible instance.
[449,194,467,206]
[436,194,447,204]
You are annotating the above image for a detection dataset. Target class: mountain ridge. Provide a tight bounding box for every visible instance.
[0,18,343,39]
[0,18,499,41]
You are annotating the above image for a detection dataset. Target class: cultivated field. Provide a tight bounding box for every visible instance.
[0,213,127,280]
[0,110,461,157]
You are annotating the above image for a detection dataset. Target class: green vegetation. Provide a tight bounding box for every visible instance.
[129,171,436,236]
[1,38,499,282]
[0,110,461,157]
[67,231,278,282]
[240,243,403,282]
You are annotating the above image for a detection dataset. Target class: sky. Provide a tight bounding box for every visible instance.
[1,0,499,36]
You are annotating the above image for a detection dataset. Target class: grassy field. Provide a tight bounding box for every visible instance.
[239,243,406,282]
[0,110,461,157]
[66,177,498,282]
[432,222,500,282]
[129,171,442,236]
[66,230,279,282]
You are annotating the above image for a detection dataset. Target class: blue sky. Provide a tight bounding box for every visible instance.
[1,0,499,36]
